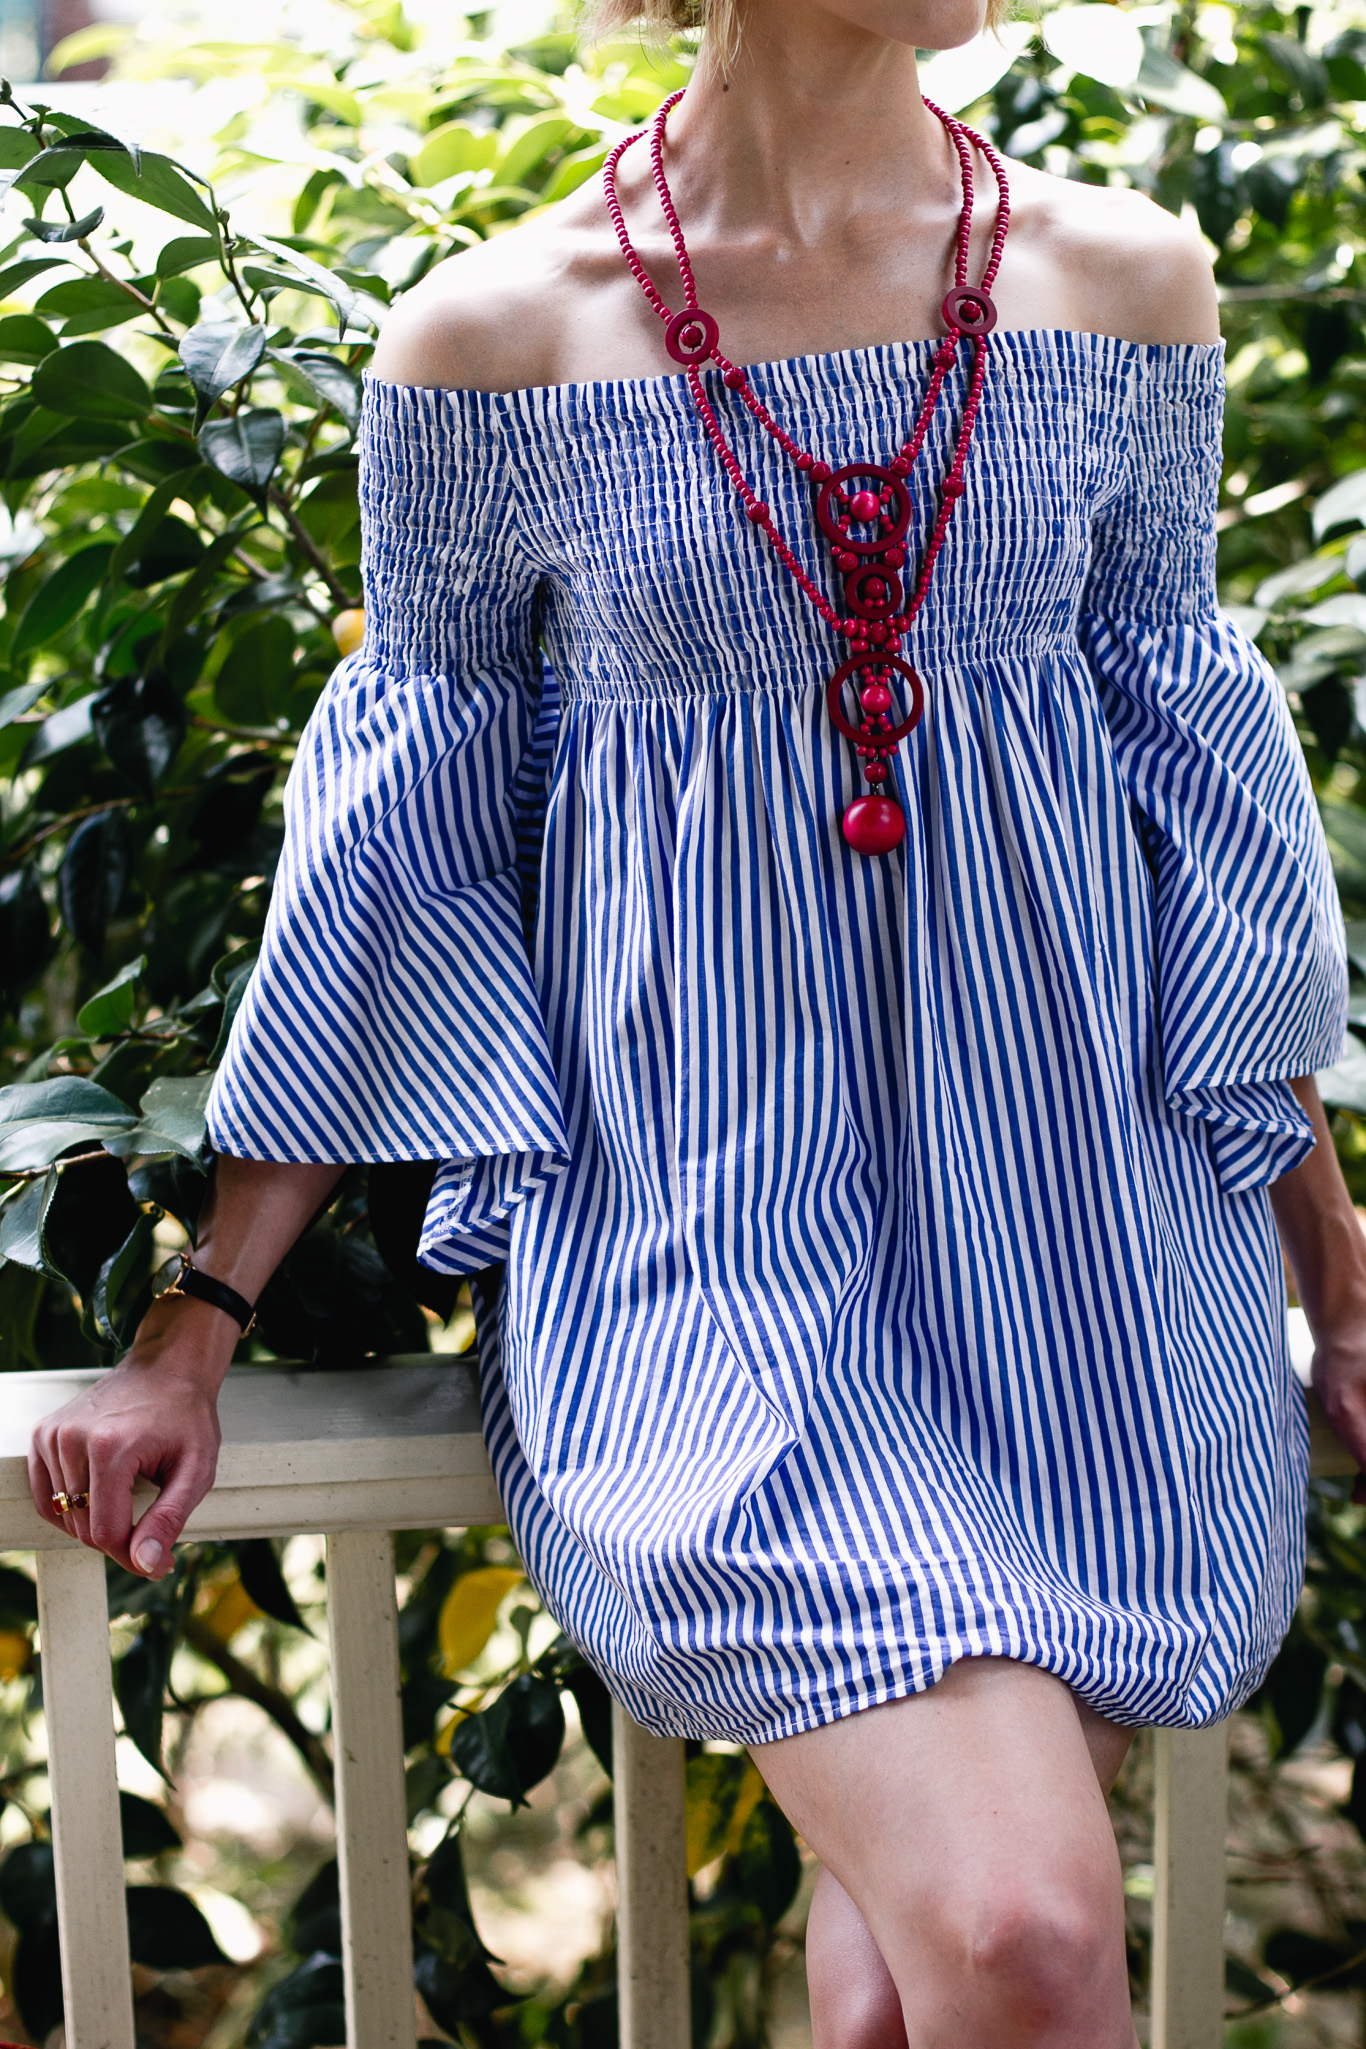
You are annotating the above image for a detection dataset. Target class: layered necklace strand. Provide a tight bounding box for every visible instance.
[603,92,1011,855]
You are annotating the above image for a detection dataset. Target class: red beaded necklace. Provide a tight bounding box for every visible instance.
[603,92,1010,855]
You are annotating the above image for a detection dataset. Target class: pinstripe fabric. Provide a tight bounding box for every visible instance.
[208,332,1347,1741]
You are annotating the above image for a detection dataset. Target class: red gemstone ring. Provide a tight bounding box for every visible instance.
[844,562,904,620]
[826,653,925,745]
[941,285,997,337]
[815,464,912,555]
[666,306,719,366]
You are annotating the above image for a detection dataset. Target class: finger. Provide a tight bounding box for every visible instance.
[128,1450,217,1578]
[27,1441,75,1538]
[86,1448,141,1571]
[53,1426,94,1552]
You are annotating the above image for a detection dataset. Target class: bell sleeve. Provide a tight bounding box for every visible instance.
[205,378,570,1275]
[1080,344,1347,1194]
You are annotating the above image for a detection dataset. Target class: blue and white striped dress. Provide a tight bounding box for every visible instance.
[208,332,1348,1742]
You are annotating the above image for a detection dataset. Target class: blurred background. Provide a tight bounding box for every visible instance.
[0,0,1364,2043]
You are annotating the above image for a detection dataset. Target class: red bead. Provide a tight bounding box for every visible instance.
[842,796,906,855]
[849,489,881,523]
[865,760,888,783]
[796,453,815,472]
[942,477,965,499]
[746,500,769,523]
[811,462,832,483]
[885,547,906,568]
[860,682,892,712]
[836,550,858,572]
[723,367,745,389]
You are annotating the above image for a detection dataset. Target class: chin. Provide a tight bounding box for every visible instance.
[819,0,989,50]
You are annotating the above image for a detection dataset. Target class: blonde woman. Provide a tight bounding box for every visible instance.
[32,1,1365,2040]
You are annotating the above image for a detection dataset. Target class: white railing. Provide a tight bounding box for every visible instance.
[0,1361,1351,2049]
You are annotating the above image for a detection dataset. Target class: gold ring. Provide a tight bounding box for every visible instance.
[51,1491,88,1514]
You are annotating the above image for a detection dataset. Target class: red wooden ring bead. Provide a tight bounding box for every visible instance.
[815,463,911,556]
[666,306,720,365]
[826,653,925,746]
[844,562,904,619]
[941,285,997,337]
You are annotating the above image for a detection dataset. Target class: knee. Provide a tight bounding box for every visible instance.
[954,1877,1121,2039]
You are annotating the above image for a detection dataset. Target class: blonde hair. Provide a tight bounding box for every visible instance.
[588,0,744,73]
[585,0,1006,68]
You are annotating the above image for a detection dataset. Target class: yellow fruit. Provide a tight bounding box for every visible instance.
[0,1628,31,1681]
[332,608,365,656]
[437,1566,524,1677]
[199,1576,263,1644]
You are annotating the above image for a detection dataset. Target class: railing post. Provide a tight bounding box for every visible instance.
[612,1702,690,2049]
[34,1545,136,2049]
[1150,1722,1229,2049]
[327,1529,418,2049]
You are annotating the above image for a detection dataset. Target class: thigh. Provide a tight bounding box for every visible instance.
[752,1658,1133,2031]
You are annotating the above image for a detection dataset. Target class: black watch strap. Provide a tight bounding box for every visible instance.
[163,1252,257,1334]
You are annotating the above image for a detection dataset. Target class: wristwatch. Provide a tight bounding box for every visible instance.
[159,1251,258,1335]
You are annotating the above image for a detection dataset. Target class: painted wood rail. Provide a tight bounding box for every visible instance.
[0,1362,1352,2049]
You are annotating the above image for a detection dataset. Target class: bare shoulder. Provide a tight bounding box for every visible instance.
[370,182,605,393]
[1003,162,1220,345]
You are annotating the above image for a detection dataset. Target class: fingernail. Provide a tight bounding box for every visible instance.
[133,1539,163,1575]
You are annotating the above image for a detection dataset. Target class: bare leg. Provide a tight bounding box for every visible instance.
[756,1659,1140,2049]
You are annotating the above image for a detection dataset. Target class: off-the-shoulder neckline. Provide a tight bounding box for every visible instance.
[363,327,1226,407]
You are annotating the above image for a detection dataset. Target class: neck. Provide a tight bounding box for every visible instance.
[667,1,953,243]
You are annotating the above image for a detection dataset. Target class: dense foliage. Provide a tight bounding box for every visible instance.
[0,0,1363,2038]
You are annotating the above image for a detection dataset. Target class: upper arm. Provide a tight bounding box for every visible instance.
[370,230,562,393]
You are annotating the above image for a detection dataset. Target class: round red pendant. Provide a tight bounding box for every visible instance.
[842,796,906,855]
[815,464,912,556]
[665,306,719,365]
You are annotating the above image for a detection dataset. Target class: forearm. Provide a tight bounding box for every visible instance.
[130,1155,346,1391]
[1268,1077,1366,1338]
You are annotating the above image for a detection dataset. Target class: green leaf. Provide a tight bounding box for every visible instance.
[239,231,356,332]
[410,121,500,186]
[179,321,267,422]
[447,1672,565,1807]
[104,1073,214,1162]
[35,276,140,333]
[59,807,132,952]
[126,1884,228,1966]
[216,613,296,725]
[198,409,283,507]
[0,1840,56,1934]
[92,1209,155,1344]
[117,1613,177,1777]
[735,1798,801,1927]
[247,1955,346,2047]
[120,1790,182,1858]
[0,864,52,1012]
[235,1538,311,1633]
[11,541,116,657]
[157,235,219,279]
[0,256,69,297]
[23,206,105,243]
[0,1117,123,1172]
[0,677,45,727]
[77,954,145,1038]
[0,1076,135,1127]
[92,149,217,231]
[1315,471,1366,542]
[285,1858,339,1956]
[412,1946,506,2030]
[1265,1626,1328,1758]
[92,670,187,796]
[22,694,94,764]
[31,339,151,422]
[0,1169,57,1269]
[1136,46,1228,121]
[273,349,361,431]
[107,471,207,583]
[0,1563,38,1627]
[0,130,40,171]
[0,313,58,363]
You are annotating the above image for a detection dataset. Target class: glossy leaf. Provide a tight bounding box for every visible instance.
[31,338,151,421]
[120,1790,182,1857]
[157,234,219,278]
[127,1885,229,1967]
[447,1671,565,1806]
[117,1612,177,1777]
[92,148,217,230]
[285,1858,340,1959]
[0,312,58,362]
[11,540,115,656]
[92,669,187,795]
[235,1538,311,1633]
[199,408,284,506]
[23,205,104,242]
[734,1798,801,1927]
[215,613,296,725]
[0,1839,56,1933]
[11,1923,64,2040]
[0,863,52,1010]
[58,806,132,952]
[105,1073,215,1162]
[0,1169,57,1268]
[180,320,268,421]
